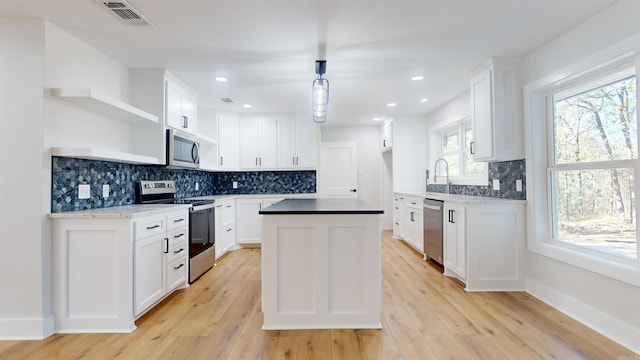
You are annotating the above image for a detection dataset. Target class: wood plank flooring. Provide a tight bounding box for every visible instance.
[0,230,636,359]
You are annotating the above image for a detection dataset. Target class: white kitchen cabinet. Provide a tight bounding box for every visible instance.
[394,194,424,253]
[215,198,236,259]
[392,116,427,193]
[277,115,318,168]
[217,112,239,169]
[392,195,401,238]
[239,115,277,169]
[134,210,189,316]
[50,206,189,333]
[381,121,392,152]
[470,57,523,161]
[236,197,282,246]
[165,80,197,134]
[443,202,466,280]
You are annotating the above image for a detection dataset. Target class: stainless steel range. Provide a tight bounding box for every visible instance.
[136,180,215,283]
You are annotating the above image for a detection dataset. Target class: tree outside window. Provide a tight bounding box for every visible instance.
[437,119,486,182]
[550,69,637,260]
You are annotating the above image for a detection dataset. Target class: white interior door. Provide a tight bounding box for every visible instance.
[320,142,358,198]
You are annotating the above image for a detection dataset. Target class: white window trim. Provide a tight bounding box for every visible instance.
[524,41,640,287]
[428,116,488,186]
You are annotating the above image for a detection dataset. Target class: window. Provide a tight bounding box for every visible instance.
[435,119,486,184]
[549,67,638,260]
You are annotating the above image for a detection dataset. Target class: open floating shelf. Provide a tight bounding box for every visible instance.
[51,147,163,165]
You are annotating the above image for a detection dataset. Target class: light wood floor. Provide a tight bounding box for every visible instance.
[1,231,635,359]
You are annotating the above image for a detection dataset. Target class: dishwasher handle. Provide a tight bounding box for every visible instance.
[424,204,442,211]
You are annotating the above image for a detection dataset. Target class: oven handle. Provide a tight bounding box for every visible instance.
[191,202,217,211]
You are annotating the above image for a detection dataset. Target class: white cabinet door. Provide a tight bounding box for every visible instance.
[215,198,236,258]
[218,113,239,169]
[239,116,277,169]
[470,58,523,162]
[278,116,318,169]
[134,233,167,316]
[294,117,317,168]
[470,68,494,160]
[381,122,392,152]
[277,116,296,168]
[235,199,262,244]
[165,81,198,134]
[444,203,466,280]
[221,222,236,254]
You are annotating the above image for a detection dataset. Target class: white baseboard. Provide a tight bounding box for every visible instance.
[0,315,55,340]
[526,278,640,355]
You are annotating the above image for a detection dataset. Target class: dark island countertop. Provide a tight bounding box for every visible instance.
[259,198,384,215]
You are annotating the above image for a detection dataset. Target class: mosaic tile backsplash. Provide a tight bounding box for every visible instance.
[51,157,316,212]
[426,159,526,200]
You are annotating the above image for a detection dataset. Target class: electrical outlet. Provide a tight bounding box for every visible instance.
[232,181,238,189]
[195,182,199,191]
[492,179,500,191]
[78,184,90,199]
[516,179,523,192]
[102,184,110,198]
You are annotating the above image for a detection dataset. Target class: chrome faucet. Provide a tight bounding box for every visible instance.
[434,158,452,193]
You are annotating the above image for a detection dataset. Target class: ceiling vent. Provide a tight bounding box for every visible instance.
[96,1,152,25]
[220,98,235,104]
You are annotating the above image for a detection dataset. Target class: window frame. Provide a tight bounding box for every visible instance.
[525,48,640,287]
[430,116,487,186]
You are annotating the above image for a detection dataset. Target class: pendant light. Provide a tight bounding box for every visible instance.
[312,60,328,123]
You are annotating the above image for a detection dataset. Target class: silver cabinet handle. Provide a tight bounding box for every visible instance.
[182,116,188,128]
[164,238,169,254]
[220,156,224,166]
[410,212,415,222]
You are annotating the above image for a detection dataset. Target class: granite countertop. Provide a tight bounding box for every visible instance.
[395,191,527,204]
[48,204,192,219]
[259,198,383,215]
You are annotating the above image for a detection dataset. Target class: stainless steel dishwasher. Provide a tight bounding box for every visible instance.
[423,198,444,266]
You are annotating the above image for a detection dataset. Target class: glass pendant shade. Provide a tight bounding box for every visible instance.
[312,77,329,123]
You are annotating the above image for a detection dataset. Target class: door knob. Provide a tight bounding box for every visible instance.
[350,189,357,192]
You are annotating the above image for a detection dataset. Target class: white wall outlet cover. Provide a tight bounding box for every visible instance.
[78,184,90,199]
[232,181,238,189]
[102,184,110,198]
[492,179,500,191]
[516,179,523,192]
[195,182,199,191]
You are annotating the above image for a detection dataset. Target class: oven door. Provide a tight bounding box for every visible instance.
[189,204,215,258]
[167,129,200,168]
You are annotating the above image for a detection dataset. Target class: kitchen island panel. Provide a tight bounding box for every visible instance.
[262,212,381,330]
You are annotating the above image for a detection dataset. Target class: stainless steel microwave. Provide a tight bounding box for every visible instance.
[167,129,200,168]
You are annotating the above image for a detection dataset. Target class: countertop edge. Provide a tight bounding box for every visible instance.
[394,191,527,204]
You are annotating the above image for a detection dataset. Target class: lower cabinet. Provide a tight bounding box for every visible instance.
[215,198,236,259]
[394,194,424,253]
[236,197,283,245]
[51,207,189,333]
[443,201,526,291]
[443,203,467,280]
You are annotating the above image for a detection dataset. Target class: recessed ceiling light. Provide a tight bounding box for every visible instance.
[372,117,381,121]
[215,76,228,82]
[420,98,429,103]
[242,104,253,109]
[411,75,424,81]
[387,102,397,107]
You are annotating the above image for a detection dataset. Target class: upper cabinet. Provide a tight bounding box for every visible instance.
[277,115,318,169]
[131,69,200,136]
[470,57,523,162]
[381,121,392,152]
[217,112,240,170]
[166,80,198,135]
[239,115,278,169]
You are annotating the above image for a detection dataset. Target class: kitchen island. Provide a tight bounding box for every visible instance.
[259,198,383,330]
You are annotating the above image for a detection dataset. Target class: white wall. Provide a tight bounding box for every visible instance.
[0,19,51,338]
[522,0,640,353]
[320,126,382,208]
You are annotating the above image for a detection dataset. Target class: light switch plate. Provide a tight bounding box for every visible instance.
[102,184,110,198]
[492,179,500,191]
[195,182,199,191]
[78,184,90,199]
[233,181,238,189]
[516,179,522,192]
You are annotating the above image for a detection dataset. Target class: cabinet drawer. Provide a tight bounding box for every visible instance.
[167,257,187,292]
[167,227,187,247]
[135,215,166,240]
[168,241,187,263]
[167,211,188,230]
[220,201,235,226]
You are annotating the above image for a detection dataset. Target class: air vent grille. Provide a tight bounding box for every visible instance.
[97,1,152,25]
[220,98,235,104]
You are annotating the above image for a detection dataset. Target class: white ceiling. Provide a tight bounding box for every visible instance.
[0,0,615,126]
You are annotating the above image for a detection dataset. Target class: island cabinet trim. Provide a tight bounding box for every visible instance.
[261,213,382,330]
